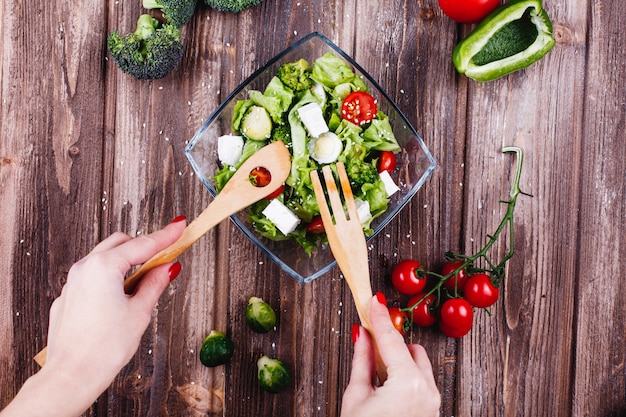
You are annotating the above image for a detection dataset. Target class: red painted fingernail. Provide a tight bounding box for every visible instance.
[168,262,181,281]
[351,323,361,344]
[171,215,186,224]
[375,291,387,305]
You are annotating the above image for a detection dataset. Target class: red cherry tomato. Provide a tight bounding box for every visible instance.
[391,259,427,295]
[407,292,438,327]
[306,216,325,234]
[377,151,397,174]
[249,166,272,187]
[265,183,285,200]
[442,260,469,294]
[439,298,473,338]
[341,91,378,126]
[437,0,501,24]
[388,307,409,336]
[464,273,499,308]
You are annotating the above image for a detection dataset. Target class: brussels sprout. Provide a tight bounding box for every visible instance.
[199,330,234,367]
[245,297,276,333]
[257,356,291,393]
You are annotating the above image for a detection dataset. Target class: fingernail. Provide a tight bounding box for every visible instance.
[351,323,361,344]
[168,262,182,281]
[375,291,387,305]
[171,215,186,224]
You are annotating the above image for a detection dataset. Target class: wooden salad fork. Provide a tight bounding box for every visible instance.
[34,141,291,367]
[310,162,387,383]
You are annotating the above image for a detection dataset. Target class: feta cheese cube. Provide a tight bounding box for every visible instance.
[354,199,372,224]
[297,102,328,138]
[217,134,244,166]
[379,170,400,197]
[262,199,301,235]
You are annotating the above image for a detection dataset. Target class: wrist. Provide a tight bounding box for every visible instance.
[1,364,101,417]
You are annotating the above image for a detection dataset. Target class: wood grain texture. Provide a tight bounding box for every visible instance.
[1,0,625,415]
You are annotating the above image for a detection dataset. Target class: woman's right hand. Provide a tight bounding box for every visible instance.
[340,293,441,417]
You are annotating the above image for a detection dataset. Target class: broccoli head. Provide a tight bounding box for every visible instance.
[277,59,312,92]
[345,158,379,191]
[143,0,198,28]
[271,124,292,150]
[108,14,184,80]
[204,0,262,13]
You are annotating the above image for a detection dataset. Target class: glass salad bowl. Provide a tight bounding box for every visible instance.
[185,32,436,283]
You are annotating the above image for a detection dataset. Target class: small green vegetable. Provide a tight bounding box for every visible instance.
[204,0,262,13]
[245,297,276,333]
[107,14,184,80]
[277,59,313,92]
[257,356,291,393]
[142,0,198,28]
[452,0,556,81]
[241,106,273,140]
[199,330,234,367]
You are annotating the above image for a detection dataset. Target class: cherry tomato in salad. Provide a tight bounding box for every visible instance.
[437,0,500,24]
[407,292,438,327]
[464,273,499,308]
[391,259,427,295]
[341,91,377,126]
[377,150,397,174]
[265,183,285,200]
[249,166,272,187]
[442,260,470,294]
[306,216,325,234]
[388,307,410,336]
[439,298,473,338]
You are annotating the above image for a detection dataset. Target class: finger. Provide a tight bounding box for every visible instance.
[130,262,178,320]
[347,324,377,389]
[90,232,132,254]
[107,219,186,267]
[407,344,434,374]
[368,295,415,368]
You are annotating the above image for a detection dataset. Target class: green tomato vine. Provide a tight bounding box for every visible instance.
[403,146,530,317]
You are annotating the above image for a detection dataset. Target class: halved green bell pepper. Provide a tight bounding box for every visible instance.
[453,0,556,81]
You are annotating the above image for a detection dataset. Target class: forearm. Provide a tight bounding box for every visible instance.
[0,366,102,417]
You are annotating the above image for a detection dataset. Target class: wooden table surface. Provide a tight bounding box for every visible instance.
[1,0,625,416]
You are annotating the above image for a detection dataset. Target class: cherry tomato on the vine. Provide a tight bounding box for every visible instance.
[377,151,397,174]
[442,260,470,294]
[388,307,410,336]
[391,259,428,295]
[305,216,325,234]
[341,91,378,126]
[464,273,499,308]
[439,298,473,338]
[407,292,438,327]
[437,0,500,24]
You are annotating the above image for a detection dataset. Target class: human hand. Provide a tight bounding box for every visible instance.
[340,293,441,417]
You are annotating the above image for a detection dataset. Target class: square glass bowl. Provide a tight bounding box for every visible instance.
[185,32,436,283]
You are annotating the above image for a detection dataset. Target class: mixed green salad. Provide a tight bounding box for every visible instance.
[213,52,402,254]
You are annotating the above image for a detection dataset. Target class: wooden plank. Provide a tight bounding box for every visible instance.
[0,0,107,411]
[456,0,589,414]
[573,0,626,415]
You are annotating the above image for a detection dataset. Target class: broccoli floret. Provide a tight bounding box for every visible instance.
[108,14,184,80]
[345,159,379,191]
[143,0,198,28]
[204,0,262,13]
[271,124,292,150]
[277,59,312,92]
